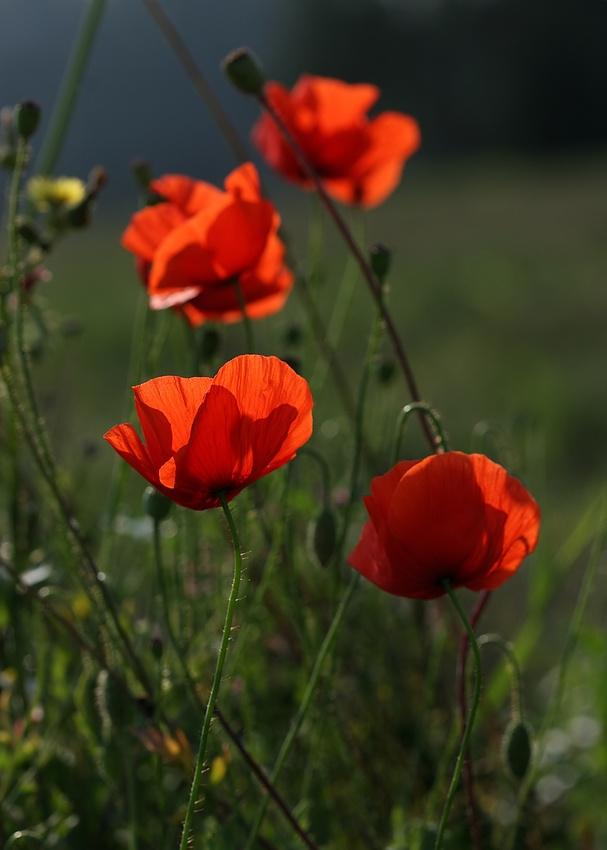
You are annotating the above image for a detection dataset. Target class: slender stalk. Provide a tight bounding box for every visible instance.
[35,0,107,176]
[179,492,243,850]
[140,0,250,165]
[435,582,483,850]
[257,91,438,453]
[231,278,255,353]
[456,590,491,850]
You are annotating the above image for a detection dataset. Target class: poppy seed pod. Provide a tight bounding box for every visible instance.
[222,47,266,96]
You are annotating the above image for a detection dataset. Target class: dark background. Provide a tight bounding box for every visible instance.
[1,0,606,203]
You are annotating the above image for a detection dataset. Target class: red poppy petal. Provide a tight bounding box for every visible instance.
[121,203,187,262]
[151,175,224,215]
[175,384,250,500]
[178,260,293,327]
[356,113,421,170]
[387,453,489,578]
[103,423,159,488]
[347,519,394,591]
[347,113,421,206]
[204,199,275,278]
[146,198,230,294]
[133,376,212,466]
[252,84,305,182]
[293,75,379,132]
[223,162,263,203]
[212,355,313,459]
[465,455,540,590]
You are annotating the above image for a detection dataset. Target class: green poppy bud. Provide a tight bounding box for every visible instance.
[13,100,41,140]
[502,718,533,779]
[142,486,173,521]
[310,506,338,566]
[199,327,221,361]
[369,243,391,283]
[222,48,266,95]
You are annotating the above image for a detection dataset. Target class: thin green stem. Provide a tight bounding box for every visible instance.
[245,572,359,849]
[179,492,243,850]
[231,278,255,353]
[35,0,107,176]
[435,582,483,850]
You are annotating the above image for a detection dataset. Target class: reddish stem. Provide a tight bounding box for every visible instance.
[258,90,439,454]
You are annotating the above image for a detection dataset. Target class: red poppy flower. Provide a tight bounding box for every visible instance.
[121,163,293,326]
[348,452,540,599]
[252,74,421,208]
[104,355,313,510]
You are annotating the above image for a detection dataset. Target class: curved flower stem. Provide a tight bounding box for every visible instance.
[179,492,243,850]
[392,402,449,465]
[436,582,483,850]
[456,589,491,850]
[298,446,332,508]
[257,90,438,454]
[245,573,359,850]
[140,0,250,166]
[477,633,524,720]
[35,0,107,176]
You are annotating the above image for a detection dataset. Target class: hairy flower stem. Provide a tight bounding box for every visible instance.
[436,582,483,850]
[179,493,243,850]
[2,142,149,685]
[257,91,438,454]
[456,589,491,850]
[153,519,318,849]
[35,0,107,176]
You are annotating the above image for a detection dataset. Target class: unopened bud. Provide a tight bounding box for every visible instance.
[199,327,221,361]
[13,100,41,140]
[142,486,173,522]
[222,48,265,96]
[149,636,163,661]
[309,506,338,567]
[130,158,154,192]
[369,243,391,284]
[502,719,533,780]
[284,323,303,347]
[375,354,396,385]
